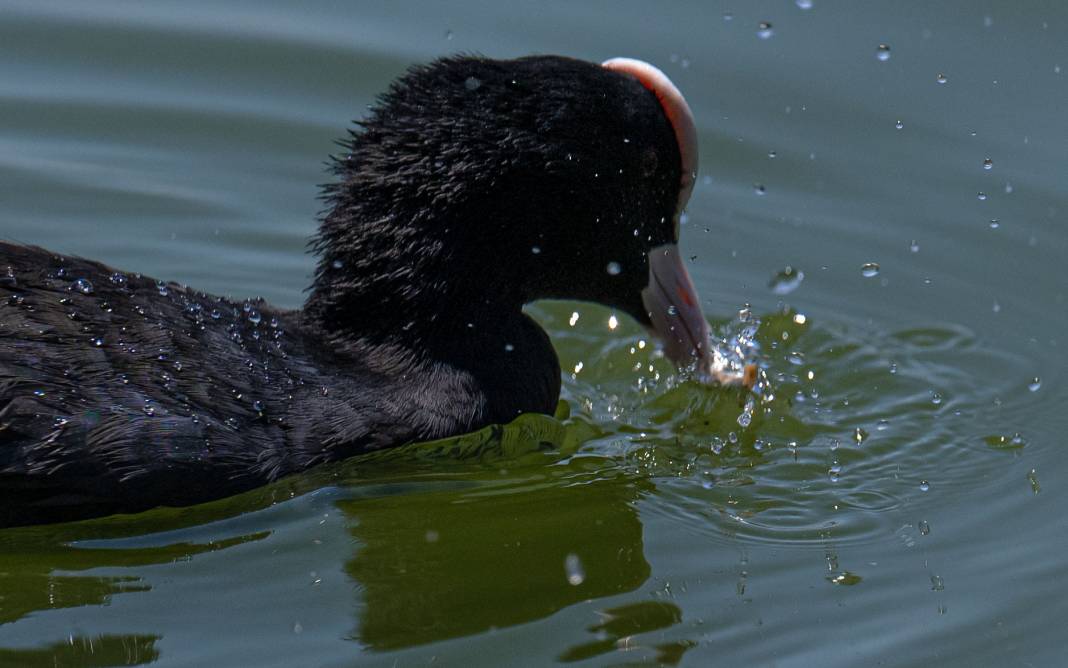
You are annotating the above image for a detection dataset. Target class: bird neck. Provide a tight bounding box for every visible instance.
[303,279,562,425]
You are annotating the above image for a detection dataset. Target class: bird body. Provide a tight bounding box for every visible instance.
[0,55,742,526]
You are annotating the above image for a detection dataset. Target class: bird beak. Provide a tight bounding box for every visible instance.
[641,243,755,388]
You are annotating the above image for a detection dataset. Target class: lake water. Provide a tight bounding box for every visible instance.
[2,1,1066,666]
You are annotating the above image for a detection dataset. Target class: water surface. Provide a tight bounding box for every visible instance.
[2,1,1066,666]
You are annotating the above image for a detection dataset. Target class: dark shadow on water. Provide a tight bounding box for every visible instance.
[557,600,691,665]
[0,530,268,626]
[0,492,273,664]
[0,634,159,666]
[338,463,655,650]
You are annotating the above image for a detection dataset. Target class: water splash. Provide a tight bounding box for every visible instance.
[70,278,94,295]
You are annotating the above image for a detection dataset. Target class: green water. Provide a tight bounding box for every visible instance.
[2,1,1067,666]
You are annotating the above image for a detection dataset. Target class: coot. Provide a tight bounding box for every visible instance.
[0,55,749,527]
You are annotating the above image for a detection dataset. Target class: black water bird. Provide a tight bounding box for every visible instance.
[0,55,747,527]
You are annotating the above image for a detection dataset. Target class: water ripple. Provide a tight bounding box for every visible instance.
[541,308,1038,550]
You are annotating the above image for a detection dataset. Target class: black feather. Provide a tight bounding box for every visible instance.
[0,55,681,526]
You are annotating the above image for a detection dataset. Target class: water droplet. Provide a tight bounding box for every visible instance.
[895,119,904,130]
[143,402,155,416]
[531,246,541,255]
[828,571,862,586]
[70,278,93,295]
[252,400,264,412]
[568,311,580,327]
[573,361,583,374]
[936,73,947,84]
[930,574,944,590]
[909,240,920,252]
[828,465,841,482]
[989,219,1000,229]
[331,259,344,270]
[983,158,993,170]
[564,553,585,585]
[796,0,813,9]
[666,305,678,316]
[854,427,868,444]
[33,389,46,397]
[210,308,221,319]
[109,272,127,286]
[931,391,943,405]
[787,351,805,365]
[248,310,262,325]
[723,11,733,21]
[861,262,880,278]
[157,282,169,296]
[606,261,621,276]
[919,520,930,536]
[757,22,774,40]
[977,192,988,201]
[919,480,930,492]
[876,44,891,61]
[737,397,755,428]
[464,76,481,91]
[504,343,515,352]
[1028,468,1040,494]
[753,183,767,195]
[1028,377,1041,392]
[607,315,618,330]
[985,433,1027,450]
[769,266,804,295]
[91,337,104,347]
[767,150,777,159]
